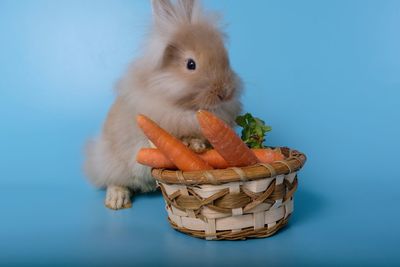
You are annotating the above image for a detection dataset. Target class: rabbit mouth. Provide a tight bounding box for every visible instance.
[211,88,233,103]
[175,89,234,110]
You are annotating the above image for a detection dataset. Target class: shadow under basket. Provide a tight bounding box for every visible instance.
[152,147,307,240]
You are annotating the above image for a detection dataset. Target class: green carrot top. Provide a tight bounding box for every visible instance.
[235,113,272,149]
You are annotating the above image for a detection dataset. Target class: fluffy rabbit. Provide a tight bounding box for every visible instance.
[84,0,243,210]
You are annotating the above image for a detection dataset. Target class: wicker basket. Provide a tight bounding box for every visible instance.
[152,147,306,240]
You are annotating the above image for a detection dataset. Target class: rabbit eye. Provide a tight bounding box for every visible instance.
[186,59,196,71]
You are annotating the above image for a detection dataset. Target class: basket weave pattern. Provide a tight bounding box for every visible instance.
[152,147,306,240]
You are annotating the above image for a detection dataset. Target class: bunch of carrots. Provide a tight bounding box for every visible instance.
[136,110,283,171]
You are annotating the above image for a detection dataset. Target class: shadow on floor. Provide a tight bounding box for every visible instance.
[290,188,327,226]
[134,188,162,200]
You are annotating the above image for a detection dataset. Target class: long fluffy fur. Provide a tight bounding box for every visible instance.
[84,0,242,193]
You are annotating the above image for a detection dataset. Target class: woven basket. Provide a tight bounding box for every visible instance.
[152,147,306,240]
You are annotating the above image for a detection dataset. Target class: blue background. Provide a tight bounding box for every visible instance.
[1,0,399,266]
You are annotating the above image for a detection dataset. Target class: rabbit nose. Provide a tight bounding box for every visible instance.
[212,83,225,100]
[217,91,225,100]
[215,89,226,101]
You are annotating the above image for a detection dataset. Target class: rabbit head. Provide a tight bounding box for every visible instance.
[128,0,242,112]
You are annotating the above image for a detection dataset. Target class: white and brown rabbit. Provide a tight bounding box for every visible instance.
[84,0,243,210]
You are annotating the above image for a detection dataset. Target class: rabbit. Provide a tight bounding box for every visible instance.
[84,0,243,210]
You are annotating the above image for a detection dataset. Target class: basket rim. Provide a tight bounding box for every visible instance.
[151,147,306,185]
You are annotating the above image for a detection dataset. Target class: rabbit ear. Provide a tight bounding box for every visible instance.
[152,0,202,26]
[175,0,196,22]
[152,0,177,25]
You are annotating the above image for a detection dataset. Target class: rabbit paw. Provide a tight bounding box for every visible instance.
[182,137,208,153]
[105,185,132,210]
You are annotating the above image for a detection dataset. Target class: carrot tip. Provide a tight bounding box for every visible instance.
[136,114,145,123]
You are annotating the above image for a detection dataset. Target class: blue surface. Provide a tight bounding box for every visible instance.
[1,0,400,266]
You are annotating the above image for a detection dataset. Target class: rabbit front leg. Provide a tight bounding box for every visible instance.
[105,185,132,210]
[181,136,209,153]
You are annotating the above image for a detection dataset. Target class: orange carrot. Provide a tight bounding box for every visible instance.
[199,149,230,169]
[196,110,260,167]
[137,148,177,169]
[253,148,285,163]
[137,148,283,169]
[136,114,213,171]
[137,148,225,169]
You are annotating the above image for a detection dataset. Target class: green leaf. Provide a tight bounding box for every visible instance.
[235,112,272,148]
[242,128,251,141]
[262,125,272,132]
[235,115,247,127]
[254,118,264,126]
[255,124,263,137]
[244,113,252,120]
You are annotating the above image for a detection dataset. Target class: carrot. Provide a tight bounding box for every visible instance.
[199,149,230,169]
[196,110,260,167]
[137,148,226,169]
[136,114,213,171]
[253,148,285,163]
[204,148,284,167]
[137,148,176,169]
[137,148,283,169]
